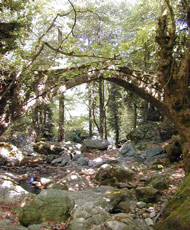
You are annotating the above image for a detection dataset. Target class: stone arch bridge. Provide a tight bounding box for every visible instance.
[37,64,170,118]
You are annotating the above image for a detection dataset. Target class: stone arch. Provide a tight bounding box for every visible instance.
[48,66,170,118]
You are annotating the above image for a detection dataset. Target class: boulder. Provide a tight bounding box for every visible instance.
[116,200,136,213]
[75,155,88,166]
[0,180,28,203]
[118,143,137,157]
[72,154,88,166]
[136,201,147,209]
[102,188,134,213]
[68,186,134,213]
[146,146,163,159]
[10,132,33,148]
[95,164,134,187]
[19,143,36,155]
[51,152,71,166]
[19,189,75,226]
[33,141,65,155]
[145,218,154,226]
[0,142,25,165]
[127,122,160,143]
[81,138,109,151]
[69,202,110,229]
[147,174,168,190]
[135,186,160,203]
[89,157,117,167]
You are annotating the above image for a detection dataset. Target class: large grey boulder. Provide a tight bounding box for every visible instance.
[147,174,168,190]
[10,132,33,148]
[51,152,71,166]
[33,141,65,155]
[135,186,160,203]
[72,154,88,166]
[127,122,160,143]
[68,186,134,213]
[0,142,25,165]
[69,202,110,229]
[95,164,134,187]
[19,189,75,226]
[0,180,28,203]
[81,138,109,151]
[146,146,163,159]
[102,188,134,213]
[118,143,137,157]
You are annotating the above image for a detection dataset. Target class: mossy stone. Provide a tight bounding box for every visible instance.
[19,189,74,227]
[95,165,134,187]
[135,186,160,203]
[147,175,168,190]
[154,173,190,230]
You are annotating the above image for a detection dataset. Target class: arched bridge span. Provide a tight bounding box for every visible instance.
[42,65,170,117]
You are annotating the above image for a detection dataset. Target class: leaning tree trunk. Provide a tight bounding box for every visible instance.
[156,2,190,173]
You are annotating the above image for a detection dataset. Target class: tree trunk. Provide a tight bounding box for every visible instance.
[99,79,105,138]
[107,83,121,147]
[32,106,40,141]
[133,102,137,129]
[156,3,190,173]
[58,94,65,142]
[104,108,108,140]
[88,83,93,138]
[142,102,149,122]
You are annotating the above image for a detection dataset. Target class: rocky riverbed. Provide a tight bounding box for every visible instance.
[0,132,185,230]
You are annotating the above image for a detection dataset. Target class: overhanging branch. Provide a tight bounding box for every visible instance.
[44,42,121,60]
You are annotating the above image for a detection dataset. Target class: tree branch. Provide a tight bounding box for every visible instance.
[77,9,101,20]
[68,0,77,37]
[44,42,121,60]
[55,0,78,53]
[164,0,176,43]
[36,10,73,51]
